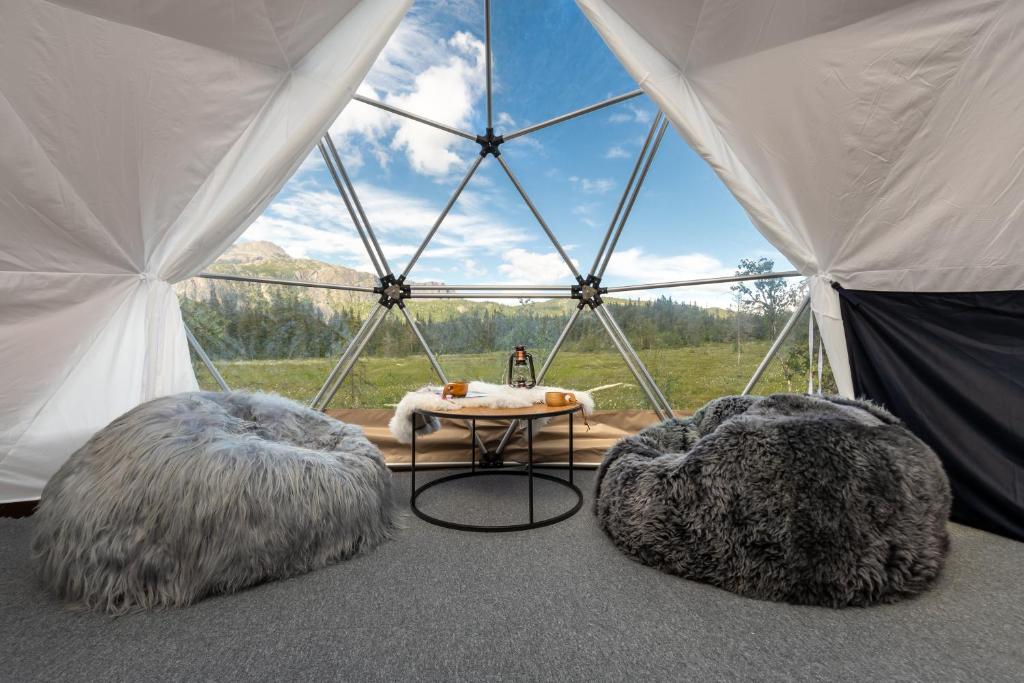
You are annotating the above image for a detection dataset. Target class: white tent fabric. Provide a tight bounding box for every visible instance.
[0,0,410,502]
[578,0,1024,397]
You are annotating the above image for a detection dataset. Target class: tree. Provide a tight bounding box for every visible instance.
[730,287,751,361]
[730,257,799,337]
[781,321,810,392]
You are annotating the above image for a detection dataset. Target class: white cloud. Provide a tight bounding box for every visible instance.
[572,204,599,229]
[605,145,630,159]
[329,83,393,169]
[244,214,381,273]
[495,111,516,128]
[387,32,484,176]
[569,176,616,194]
[329,17,484,178]
[244,177,534,276]
[605,248,726,281]
[608,103,653,125]
[348,183,531,262]
[461,258,487,278]
[503,134,544,158]
[498,248,579,284]
[296,148,323,173]
[604,247,736,306]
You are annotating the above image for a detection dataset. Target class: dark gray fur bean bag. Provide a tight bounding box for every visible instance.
[32,391,398,614]
[595,394,951,607]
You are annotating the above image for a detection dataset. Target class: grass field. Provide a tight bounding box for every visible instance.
[194,341,811,413]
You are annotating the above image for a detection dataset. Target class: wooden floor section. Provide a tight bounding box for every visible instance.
[326,409,685,464]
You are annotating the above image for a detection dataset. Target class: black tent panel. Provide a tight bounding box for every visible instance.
[836,287,1024,542]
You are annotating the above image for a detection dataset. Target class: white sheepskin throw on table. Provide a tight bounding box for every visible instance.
[31,391,399,614]
[389,381,594,444]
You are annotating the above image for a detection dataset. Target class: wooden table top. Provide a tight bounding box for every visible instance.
[412,403,584,420]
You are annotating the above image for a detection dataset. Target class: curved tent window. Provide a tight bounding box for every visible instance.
[177,0,829,416]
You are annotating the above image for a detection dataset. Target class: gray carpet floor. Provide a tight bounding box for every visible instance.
[2,469,1023,682]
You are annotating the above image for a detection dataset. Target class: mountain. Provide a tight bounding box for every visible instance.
[177,242,760,362]
[177,241,378,317]
[213,241,292,263]
[177,241,738,326]
[176,241,575,321]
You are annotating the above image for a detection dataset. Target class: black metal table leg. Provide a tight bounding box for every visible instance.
[528,418,534,524]
[410,413,416,500]
[569,410,574,486]
[407,407,582,532]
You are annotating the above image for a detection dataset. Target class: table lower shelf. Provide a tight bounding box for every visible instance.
[410,410,579,532]
[410,469,583,532]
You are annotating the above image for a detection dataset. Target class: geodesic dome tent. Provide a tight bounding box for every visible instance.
[1,0,1022,540]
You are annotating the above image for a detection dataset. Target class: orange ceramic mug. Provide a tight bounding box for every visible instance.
[441,381,469,399]
[544,391,577,407]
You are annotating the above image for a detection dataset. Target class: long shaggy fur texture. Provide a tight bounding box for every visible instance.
[31,391,399,614]
[595,394,952,608]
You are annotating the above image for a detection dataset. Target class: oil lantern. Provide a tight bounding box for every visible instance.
[506,344,536,388]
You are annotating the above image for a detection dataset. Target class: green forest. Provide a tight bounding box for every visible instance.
[180,288,766,361]
[179,253,837,407]
[181,255,806,361]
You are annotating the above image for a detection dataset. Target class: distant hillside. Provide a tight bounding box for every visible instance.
[178,242,783,362]
[177,241,559,321]
[177,241,746,323]
[177,241,377,317]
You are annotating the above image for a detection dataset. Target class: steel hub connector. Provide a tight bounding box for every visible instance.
[475,127,504,157]
[375,274,410,309]
[571,274,607,310]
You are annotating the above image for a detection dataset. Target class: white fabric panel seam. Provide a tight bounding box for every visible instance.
[256,0,293,70]
[0,271,143,277]
[577,0,852,395]
[0,281,137,467]
[154,1,412,282]
[0,0,412,501]
[808,276,854,397]
[681,0,708,72]
[0,87,137,273]
[576,0,817,273]
[144,71,290,273]
[41,0,296,73]
[827,0,1010,277]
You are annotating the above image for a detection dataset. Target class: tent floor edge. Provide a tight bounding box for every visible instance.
[0,500,38,518]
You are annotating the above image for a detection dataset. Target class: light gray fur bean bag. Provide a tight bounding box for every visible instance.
[595,394,952,607]
[32,391,399,614]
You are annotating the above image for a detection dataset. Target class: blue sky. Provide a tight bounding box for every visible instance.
[240,0,790,307]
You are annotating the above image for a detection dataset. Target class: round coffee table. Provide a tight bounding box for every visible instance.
[409,403,583,532]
